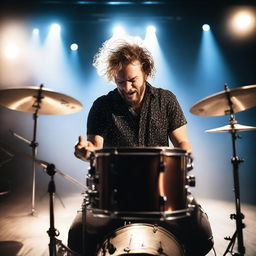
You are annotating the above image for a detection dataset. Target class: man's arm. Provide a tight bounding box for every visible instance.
[74,134,104,161]
[169,125,192,153]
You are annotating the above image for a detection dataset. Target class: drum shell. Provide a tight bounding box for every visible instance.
[94,147,189,212]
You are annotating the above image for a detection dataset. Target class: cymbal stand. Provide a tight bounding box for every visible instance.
[8,84,44,215]
[30,84,43,215]
[223,84,245,256]
[46,163,60,256]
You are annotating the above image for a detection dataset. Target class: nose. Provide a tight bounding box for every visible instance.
[122,81,133,92]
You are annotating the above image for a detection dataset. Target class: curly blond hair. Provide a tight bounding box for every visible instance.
[93,37,155,81]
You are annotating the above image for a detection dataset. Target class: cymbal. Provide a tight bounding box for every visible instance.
[205,123,256,133]
[0,86,83,115]
[190,84,256,116]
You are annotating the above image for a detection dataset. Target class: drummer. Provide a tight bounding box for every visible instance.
[70,38,213,256]
[74,40,191,159]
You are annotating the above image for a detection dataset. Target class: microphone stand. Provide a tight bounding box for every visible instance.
[223,84,245,256]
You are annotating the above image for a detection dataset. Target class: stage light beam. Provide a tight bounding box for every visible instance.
[112,25,126,37]
[32,28,39,36]
[146,25,156,34]
[50,24,61,34]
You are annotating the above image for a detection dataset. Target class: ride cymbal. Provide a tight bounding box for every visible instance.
[0,86,83,115]
[190,84,256,116]
[205,123,256,133]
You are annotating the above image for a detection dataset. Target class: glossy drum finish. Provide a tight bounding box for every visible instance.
[93,147,190,213]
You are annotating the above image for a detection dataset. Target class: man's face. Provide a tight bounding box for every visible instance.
[114,60,147,109]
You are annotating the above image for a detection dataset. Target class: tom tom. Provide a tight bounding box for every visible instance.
[90,147,193,216]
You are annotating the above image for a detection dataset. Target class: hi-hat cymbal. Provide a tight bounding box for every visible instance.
[190,84,256,116]
[205,123,256,133]
[0,86,83,115]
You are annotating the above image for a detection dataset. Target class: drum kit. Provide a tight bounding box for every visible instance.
[0,83,255,256]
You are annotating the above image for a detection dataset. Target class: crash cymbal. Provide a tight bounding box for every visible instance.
[205,123,256,133]
[190,84,256,116]
[0,86,83,115]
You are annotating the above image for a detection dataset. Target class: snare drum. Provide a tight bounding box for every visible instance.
[93,147,191,214]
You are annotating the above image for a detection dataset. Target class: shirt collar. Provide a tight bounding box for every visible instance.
[146,81,157,97]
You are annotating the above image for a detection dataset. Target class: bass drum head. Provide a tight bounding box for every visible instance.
[97,223,184,256]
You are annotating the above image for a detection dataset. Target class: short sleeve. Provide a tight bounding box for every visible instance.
[87,97,107,136]
[166,91,187,132]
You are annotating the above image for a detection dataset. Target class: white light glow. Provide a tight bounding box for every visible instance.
[33,28,39,35]
[70,43,78,51]
[4,44,20,59]
[228,8,256,37]
[112,25,126,37]
[202,24,210,31]
[50,24,61,34]
[234,12,254,30]
[146,25,156,34]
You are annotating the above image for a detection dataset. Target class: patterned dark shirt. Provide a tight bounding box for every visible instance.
[87,83,187,147]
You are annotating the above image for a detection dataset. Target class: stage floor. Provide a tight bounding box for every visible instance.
[0,192,255,256]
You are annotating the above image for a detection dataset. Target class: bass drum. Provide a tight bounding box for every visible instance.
[97,223,184,256]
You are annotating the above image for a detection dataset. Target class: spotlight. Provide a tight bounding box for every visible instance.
[228,8,256,37]
[202,24,210,31]
[112,25,125,36]
[4,44,19,59]
[50,24,61,34]
[70,43,78,51]
[234,12,254,30]
[146,25,156,33]
[32,28,39,35]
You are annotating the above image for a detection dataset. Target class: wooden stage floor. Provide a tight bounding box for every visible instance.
[0,193,255,256]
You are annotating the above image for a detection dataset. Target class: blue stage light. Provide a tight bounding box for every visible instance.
[202,24,210,31]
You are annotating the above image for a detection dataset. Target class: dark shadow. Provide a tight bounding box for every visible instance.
[0,241,23,256]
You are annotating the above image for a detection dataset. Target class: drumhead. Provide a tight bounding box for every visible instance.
[97,223,184,256]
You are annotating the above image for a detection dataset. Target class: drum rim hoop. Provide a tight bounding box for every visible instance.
[95,147,188,156]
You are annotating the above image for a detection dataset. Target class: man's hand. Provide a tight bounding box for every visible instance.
[74,136,95,161]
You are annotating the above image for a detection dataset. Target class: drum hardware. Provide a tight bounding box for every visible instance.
[190,83,256,256]
[0,145,14,167]
[86,152,100,207]
[56,238,80,256]
[159,160,166,172]
[44,163,84,256]
[186,155,194,171]
[0,146,14,196]
[159,195,167,212]
[186,175,196,187]
[44,163,60,256]
[0,84,83,215]
[16,150,87,256]
[8,84,44,215]
[91,206,194,222]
